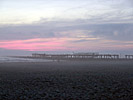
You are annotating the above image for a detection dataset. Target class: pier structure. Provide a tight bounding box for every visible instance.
[32,53,120,59]
[32,53,46,58]
[97,54,119,59]
[125,55,133,59]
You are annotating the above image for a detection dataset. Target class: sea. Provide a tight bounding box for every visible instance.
[0,56,53,63]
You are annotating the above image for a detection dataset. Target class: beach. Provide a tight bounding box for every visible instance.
[0,59,133,100]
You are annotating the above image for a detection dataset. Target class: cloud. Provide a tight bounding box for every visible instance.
[89,23,133,41]
[0,38,71,51]
[0,36,132,52]
[0,15,133,54]
[0,0,133,55]
[0,19,133,41]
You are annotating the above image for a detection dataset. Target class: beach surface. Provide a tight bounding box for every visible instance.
[0,59,133,100]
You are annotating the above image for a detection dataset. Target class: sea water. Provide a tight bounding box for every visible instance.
[0,57,53,63]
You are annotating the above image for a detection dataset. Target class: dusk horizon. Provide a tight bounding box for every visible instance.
[0,0,133,99]
[0,0,133,56]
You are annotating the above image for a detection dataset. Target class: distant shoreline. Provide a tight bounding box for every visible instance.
[8,55,133,61]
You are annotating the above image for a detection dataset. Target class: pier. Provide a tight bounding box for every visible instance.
[32,53,121,60]
[125,55,133,59]
[31,53,133,60]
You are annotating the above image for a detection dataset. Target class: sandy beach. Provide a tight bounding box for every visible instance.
[0,59,133,100]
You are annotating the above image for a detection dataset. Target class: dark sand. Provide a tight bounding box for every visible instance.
[0,60,133,100]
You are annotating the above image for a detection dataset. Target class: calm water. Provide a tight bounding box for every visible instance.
[0,57,53,63]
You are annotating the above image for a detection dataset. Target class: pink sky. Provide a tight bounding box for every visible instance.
[0,38,67,51]
[0,38,133,52]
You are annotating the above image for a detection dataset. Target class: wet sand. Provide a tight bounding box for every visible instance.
[0,60,133,100]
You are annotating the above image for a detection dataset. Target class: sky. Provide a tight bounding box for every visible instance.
[0,0,133,56]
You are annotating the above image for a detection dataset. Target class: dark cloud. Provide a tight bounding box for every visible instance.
[0,24,57,40]
[51,22,133,41]
[0,19,133,41]
[122,0,133,7]
[86,23,133,41]
[70,39,92,43]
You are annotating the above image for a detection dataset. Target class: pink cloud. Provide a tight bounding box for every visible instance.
[0,38,71,51]
[0,38,133,51]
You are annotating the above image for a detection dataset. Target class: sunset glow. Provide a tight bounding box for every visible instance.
[0,0,133,55]
[0,37,133,52]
